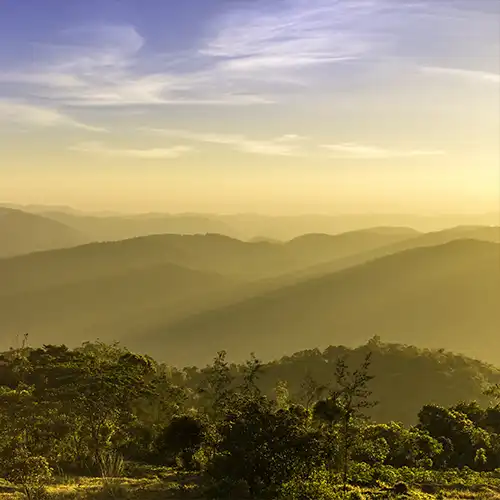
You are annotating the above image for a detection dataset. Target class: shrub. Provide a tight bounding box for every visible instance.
[278,467,339,500]
[3,452,53,500]
[155,414,206,469]
[98,450,125,478]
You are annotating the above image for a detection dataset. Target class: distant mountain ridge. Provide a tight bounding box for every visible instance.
[2,203,499,247]
[0,207,88,258]
[129,239,500,366]
[0,215,498,367]
[0,227,415,349]
[0,228,417,296]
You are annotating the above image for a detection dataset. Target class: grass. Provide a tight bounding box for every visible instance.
[1,467,500,499]
[0,467,202,500]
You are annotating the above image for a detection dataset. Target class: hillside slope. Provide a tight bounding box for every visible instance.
[0,208,87,257]
[0,262,240,350]
[132,239,500,366]
[182,341,500,425]
[293,225,500,280]
[0,229,416,348]
[0,229,416,297]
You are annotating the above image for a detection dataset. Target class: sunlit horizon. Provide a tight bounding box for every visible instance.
[1,0,499,214]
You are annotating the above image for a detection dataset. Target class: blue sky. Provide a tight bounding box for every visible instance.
[0,0,499,212]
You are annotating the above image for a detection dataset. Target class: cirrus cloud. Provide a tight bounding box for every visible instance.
[420,66,500,84]
[0,99,106,132]
[69,141,192,159]
[144,128,307,156]
[322,143,446,159]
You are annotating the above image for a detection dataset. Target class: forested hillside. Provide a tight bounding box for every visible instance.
[1,340,500,499]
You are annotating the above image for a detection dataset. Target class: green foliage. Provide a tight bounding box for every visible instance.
[155,414,207,469]
[232,341,500,426]
[0,342,186,476]
[353,422,443,468]
[98,450,125,478]
[1,451,52,500]
[314,352,377,495]
[278,467,339,500]
[206,398,328,498]
[417,404,492,469]
[2,340,500,498]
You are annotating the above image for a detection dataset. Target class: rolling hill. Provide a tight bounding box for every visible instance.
[0,228,417,297]
[0,207,87,257]
[0,228,417,349]
[293,225,500,280]
[1,228,498,359]
[128,239,500,366]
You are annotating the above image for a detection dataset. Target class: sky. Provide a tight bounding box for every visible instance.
[0,0,499,214]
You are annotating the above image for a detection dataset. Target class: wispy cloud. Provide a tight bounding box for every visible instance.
[0,24,274,108]
[0,0,390,109]
[421,66,500,84]
[322,143,446,159]
[0,100,106,132]
[1,25,184,107]
[144,128,445,159]
[202,0,381,75]
[146,128,306,156]
[69,141,192,159]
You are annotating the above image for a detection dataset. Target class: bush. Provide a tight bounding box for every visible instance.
[3,452,53,500]
[279,468,339,500]
[155,414,206,469]
[279,471,368,500]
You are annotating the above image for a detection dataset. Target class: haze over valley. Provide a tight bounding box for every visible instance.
[1,204,499,367]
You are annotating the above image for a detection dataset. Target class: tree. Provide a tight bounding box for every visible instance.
[353,422,443,468]
[197,351,235,418]
[206,397,326,499]
[418,404,491,469]
[156,414,206,469]
[18,343,156,473]
[275,380,290,409]
[314,352,376,496]
[297,371,327,409]
[485,383,500,405]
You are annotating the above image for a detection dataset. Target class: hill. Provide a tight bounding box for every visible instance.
[0,207,87,257]
[285,227,420,263]
[181,340,500,425]
[130,239,500,366]
[293,225,500,280]
[40,211,243,241]
[0,229,415,349]
[0,227,420,296]
[216,213,500,240]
